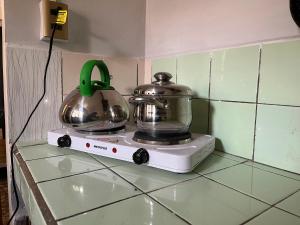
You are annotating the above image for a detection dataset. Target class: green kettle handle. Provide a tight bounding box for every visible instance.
[80,60,110,96]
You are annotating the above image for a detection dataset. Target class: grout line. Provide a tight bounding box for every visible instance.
[146,160,245,195]
[175,57,178,84]
[270,188,300,207]
[273,206,300,219]
[14,150,58,225]
[208,55,212,99]
[199,160,246,176]
[210,99,256,104]
[87,154,131,169]
[147,37,300,59]
[144,194,192,225]
[239,206,273,225]
[36,168,106,184]
[191,97,209,100]
[212,149,252,163]
[206,99,300,108]
[192,98,300,108]
[104,160,203,192]
[252,47,262,161]
[241,161,300,182]
[205,173,299,218]
[87,153,98,161]
[203,176,272,205]
[24,153,73,162]
[272,188,300,218]
[136,63,139,86]
[257,102,300,108]
[56,193,144,222]
[80,155,146,193]
[84,152,107,164]
[250,161,255,203]
[60,52,64,109]
[102,164,194,224]
[241,206,300,225]
[240,188,300,224]
[17,143,48,148]
[213,150,249,162]
[146,174,203,194]
[24,149,144,224]
[97,161,196,224]
[150,64,153,83]
[87,154,124,169]
[144,160,299,225]
[207,56,212,134]
[44,153,146,222]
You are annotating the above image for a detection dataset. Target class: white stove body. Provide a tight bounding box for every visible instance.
[48,128,215,173]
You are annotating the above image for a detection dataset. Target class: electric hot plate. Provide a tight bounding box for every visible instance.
[47,128,215,173]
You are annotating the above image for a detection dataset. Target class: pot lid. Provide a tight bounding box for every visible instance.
[133,72,193,96]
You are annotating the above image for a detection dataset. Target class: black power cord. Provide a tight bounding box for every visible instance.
[6,23,58,225]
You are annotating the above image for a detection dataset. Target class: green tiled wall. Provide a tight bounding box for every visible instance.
[210,46,260,102]
[151,57,177,82]
[151,39,300,174]
[210,101,256,159]
[259,40,300,106]
[255,105,300,173]
[177,53,210,98]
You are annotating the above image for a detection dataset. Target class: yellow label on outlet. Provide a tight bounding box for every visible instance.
[56,10,68,24]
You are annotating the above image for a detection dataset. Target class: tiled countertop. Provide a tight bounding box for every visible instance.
[13,144,300,225]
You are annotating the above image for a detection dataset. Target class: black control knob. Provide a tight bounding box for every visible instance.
[132,148,149,165]
[57,135,71,148]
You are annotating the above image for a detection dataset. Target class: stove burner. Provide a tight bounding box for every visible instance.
[77,126,126,135]
[133,131,192,145]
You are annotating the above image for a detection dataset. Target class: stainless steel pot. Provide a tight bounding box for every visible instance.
[129,72,192,134]
[59,60,129,132]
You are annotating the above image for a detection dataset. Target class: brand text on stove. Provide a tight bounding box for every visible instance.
[93,145,107,150]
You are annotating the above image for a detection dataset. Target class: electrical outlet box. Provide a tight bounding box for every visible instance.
[40,0,68,41]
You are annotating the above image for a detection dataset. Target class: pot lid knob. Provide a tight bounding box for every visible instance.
[154,72,173,83]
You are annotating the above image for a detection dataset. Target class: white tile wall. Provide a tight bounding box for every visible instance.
[104,57,138,95]
[62,51,104,96]
[7,45,62,144]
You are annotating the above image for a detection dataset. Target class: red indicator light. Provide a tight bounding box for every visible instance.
[112,147,117,153]
[86,143,90,148]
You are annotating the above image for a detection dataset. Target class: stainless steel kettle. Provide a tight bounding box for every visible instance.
[59,60,129,132]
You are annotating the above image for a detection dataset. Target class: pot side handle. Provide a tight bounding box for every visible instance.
[80,60,111,96]
[129,97,168,109]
